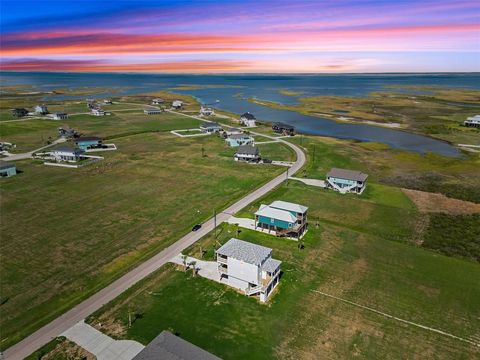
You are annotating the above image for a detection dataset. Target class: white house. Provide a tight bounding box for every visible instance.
[200,106,214,116]
[144,106,163,115]
[152,98,164,105]
[226,133,254,147]
[234,145,260,162]
[240,112,256,127]
[91,108,106,116]
[464,115,480,128]
[326,168,368,194]
[103,99,113,105]
[50,147,84,162]
[48,112,68,120]
[172,100,183,109]
[216,238,281,303]
[35,104,48,115]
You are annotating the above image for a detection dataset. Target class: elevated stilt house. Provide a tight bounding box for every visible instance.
[255,200,308,239]
[326,168,368,194]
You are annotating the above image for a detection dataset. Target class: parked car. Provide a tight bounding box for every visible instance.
[192,224,202,231]
[262,158,272,164]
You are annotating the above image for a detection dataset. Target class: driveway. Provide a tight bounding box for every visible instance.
[62,321,144,360]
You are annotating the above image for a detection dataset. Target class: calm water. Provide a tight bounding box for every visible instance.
[3,72,480,157]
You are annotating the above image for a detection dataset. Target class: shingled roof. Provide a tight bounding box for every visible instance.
[133,331,221,360]
[327,168,368,182]
[216,238,272,266]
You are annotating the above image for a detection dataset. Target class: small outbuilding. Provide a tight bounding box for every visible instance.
[11,108,29,117]
[75,136,102,150]
[133,330,221,360]
[464,115,480,128]
[240,112,256,127]
[200,122,222,133]
[234,145,260,162]
[0,161,17,177]
[272,122,295,136]
[326,168,368,194]
[144,106,163,115]
[226,133,254,147]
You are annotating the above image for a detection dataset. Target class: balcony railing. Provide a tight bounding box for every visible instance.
[218,265,228,274]
[217,256,228,264]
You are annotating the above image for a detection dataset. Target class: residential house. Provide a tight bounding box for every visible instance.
[464,115,480,128]
[255,200,308,239]
[144,106,163,115]
[50,147,84,162]
[35,104,48,115]
[75,136,102,150]
[226,133,254,147]
[272,122,295,136]
[48,112,68,120]
[133,331,221,360]
[103,99,113,105]
[200,106,214,116]
[200,122,222,133]
[172,100,183,109]
[326,168,368,194]
[217,238,281,303]
[151,98,164,105]
[11,108,29,117]
[234,145,260,162]
[91,108,106,116]
[0,161,17,177]
[240,112,256,127]
[57,127,78,138]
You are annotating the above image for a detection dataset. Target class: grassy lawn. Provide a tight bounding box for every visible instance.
[0,108,295,349]
[86,182,480,359]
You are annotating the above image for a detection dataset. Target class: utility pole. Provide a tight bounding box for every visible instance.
[285,167,289,186]
[312,145,316,165]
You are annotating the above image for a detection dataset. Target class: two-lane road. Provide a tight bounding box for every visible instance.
[3,116,305,360]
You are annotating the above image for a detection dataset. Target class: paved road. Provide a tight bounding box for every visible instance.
[1,138,67,161]
[3,113,305,360]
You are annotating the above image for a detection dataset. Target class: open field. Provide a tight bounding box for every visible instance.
[248,86,480,145]
[0,99,293,349]
[85,180,480,359]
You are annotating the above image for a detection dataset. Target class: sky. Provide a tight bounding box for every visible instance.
[0,0,479,73]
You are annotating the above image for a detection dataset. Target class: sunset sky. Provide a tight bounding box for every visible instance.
[1,0,479,73]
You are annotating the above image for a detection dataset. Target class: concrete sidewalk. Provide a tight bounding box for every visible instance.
[289,177,326,188]
[169,254,220,282]
[62,320,144,360]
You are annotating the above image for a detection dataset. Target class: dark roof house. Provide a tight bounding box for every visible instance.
[241,112,256,120]
[133,331,221,360]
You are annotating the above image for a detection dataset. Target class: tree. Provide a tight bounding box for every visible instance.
[190,261,197,277]
[181,255,188,272]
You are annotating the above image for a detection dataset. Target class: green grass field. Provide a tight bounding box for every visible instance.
[86,180,480,359]
[0,104,294,349]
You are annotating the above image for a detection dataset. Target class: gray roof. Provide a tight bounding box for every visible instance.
[217,238,271,266]
[76,136,101,142]
[327,168,368,182]
[133,331,221,360]
[200,122,221,129]
[262,258,282,273]
[235,145,259,156]
[53,146,83,154]
[0,161,15,170]
[228,134,252,140]
[255,204,297,223]
[270,200,308,214]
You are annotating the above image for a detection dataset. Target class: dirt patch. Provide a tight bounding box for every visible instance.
[403,188,480,215]
[43,338,96,360]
